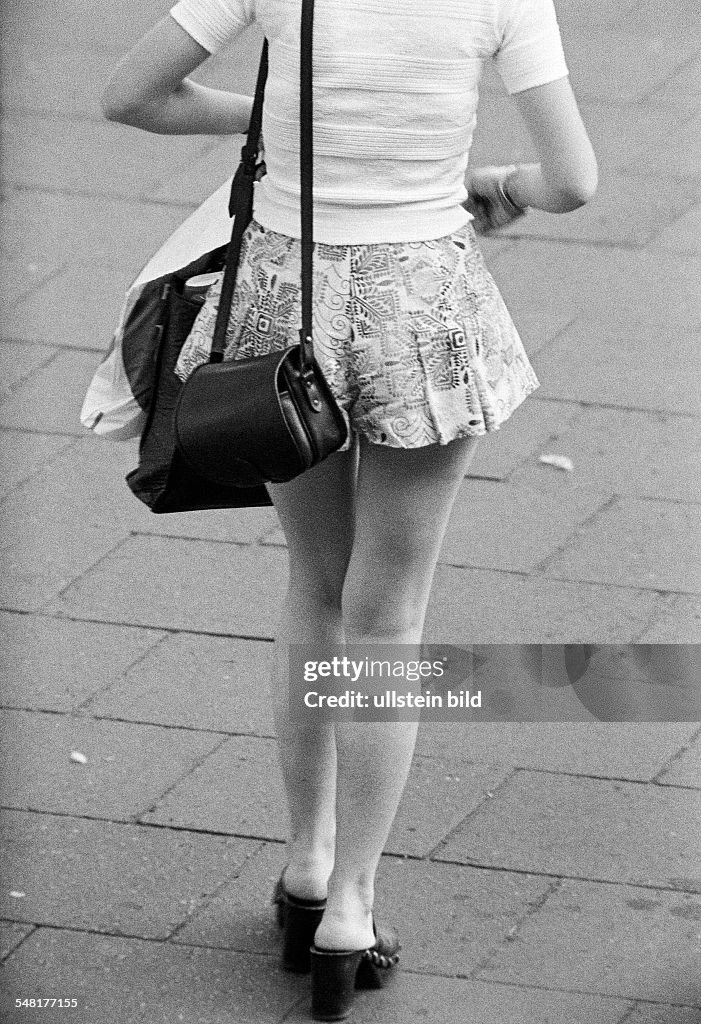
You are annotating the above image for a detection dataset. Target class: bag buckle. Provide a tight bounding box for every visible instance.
[300,367,322,412]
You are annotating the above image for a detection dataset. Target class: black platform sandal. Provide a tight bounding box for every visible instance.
[310,923,400,1021]
[272,875,327,973]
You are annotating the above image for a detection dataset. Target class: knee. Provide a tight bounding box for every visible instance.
[342,539,431,639]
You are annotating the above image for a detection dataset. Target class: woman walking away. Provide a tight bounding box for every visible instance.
[102,0,596,1018]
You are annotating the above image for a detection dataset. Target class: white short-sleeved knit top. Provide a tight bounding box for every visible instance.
[170,0,568,243]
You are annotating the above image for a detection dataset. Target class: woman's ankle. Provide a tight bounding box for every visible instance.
[314,905,375,951]
[283,849,334,902]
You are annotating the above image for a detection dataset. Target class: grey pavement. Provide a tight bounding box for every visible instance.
[1,0,701,1021]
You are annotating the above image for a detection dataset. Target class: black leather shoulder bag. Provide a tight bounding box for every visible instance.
[174,0,348,489]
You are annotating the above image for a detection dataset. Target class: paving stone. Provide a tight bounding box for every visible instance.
[50,536,289,638]
[542,499,701,594]
[637,596,701,642]
[2,0,163,51]
[466,398,581,481]
[0,613,162,713]
[0,189,190,277]
[424,564,665,643]
[386,759,512,857]
[0,349,106,434]
[577,99,696,174]
[555,0,641,27]
[0,342,57,397]
[479,879,701,1005]
[626,1005,701,1024]
[0,929,306,1024]
[532,321,701,415]
[562,26,699,103]
[4,264,135,350]
[0,430,72,499]
[87,633,276,735]
[502,172,700,247]
[642,116,701,179]
[8,434,279,542]
[0,709,224,820]
[438,771,701,890]
[0,256,65,308]
[658,737,701,790]
[0,922,34,961]
[0,43,113,119]
[141,735,287,839]
[510,408,701,503]
[1,114,216,199]
[150,139,244,206]
[630,0,701,38]
[283,973,629,1024]
[416,722,698,781]
[653,203,701,255]
[489,243,701,331]
[172,839,286,951]
[471,647,701,722]
[370,856,552,976]
[0,809,258,939]
[439,479,609,572]
[648,56,701,102]
[0,519,127,614]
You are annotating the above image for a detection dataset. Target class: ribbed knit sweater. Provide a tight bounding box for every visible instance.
[170,0,568,242]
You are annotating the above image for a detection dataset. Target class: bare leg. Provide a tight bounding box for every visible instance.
[315,435,479,950]
[268,442,359,901]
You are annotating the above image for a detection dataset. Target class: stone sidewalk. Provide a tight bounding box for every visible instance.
[1,0,700,1021]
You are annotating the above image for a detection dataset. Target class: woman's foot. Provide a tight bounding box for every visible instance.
[313,908,375,952]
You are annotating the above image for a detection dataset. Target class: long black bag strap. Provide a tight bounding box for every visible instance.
[210,39,269,362]
[210,0,315,369]
[298,0,314,372]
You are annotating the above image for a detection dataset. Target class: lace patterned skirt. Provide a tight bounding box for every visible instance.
[175,220,538,448]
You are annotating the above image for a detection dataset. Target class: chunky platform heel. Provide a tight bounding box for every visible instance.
[272,875,326,973]
[310,924,400,1021]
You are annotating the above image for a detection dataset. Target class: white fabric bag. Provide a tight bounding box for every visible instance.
[80,177,234,440]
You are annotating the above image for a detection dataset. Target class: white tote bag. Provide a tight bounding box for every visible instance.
[80,177,234,440]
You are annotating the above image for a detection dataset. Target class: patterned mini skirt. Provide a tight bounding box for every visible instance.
[175,219,539,449]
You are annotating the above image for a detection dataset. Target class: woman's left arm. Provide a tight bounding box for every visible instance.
[101,15,253,135]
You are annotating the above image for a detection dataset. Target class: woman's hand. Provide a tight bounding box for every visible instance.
[464,165,527,234]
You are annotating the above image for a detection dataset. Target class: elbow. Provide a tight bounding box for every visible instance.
[100,83,136,125]
[557,159,599,211]
[561,176,598,211]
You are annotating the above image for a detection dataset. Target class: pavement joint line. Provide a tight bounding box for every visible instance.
[456,973,701,1013]
[629,593,680,642]
[428,854,701,895]
[32,531,136,611]
[636,49,701,104]
[0,922,39,964]
[0,702,277,741]
[0,435,83,504]
[0,262,71,308]
[524,395,701,425]
[0,607,277,642]
[415,752,701,787]
[164,838,268,944]
[530,494,622,577]
[134,731,233,820]
[614,1005,639,1024]
[652,722,701,784]
[0,345,63,399]
[467,876,563,980]
[424,767,519,861]
[2,180,202,212]
[73,631,173,716]
[474,976,701,1012]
